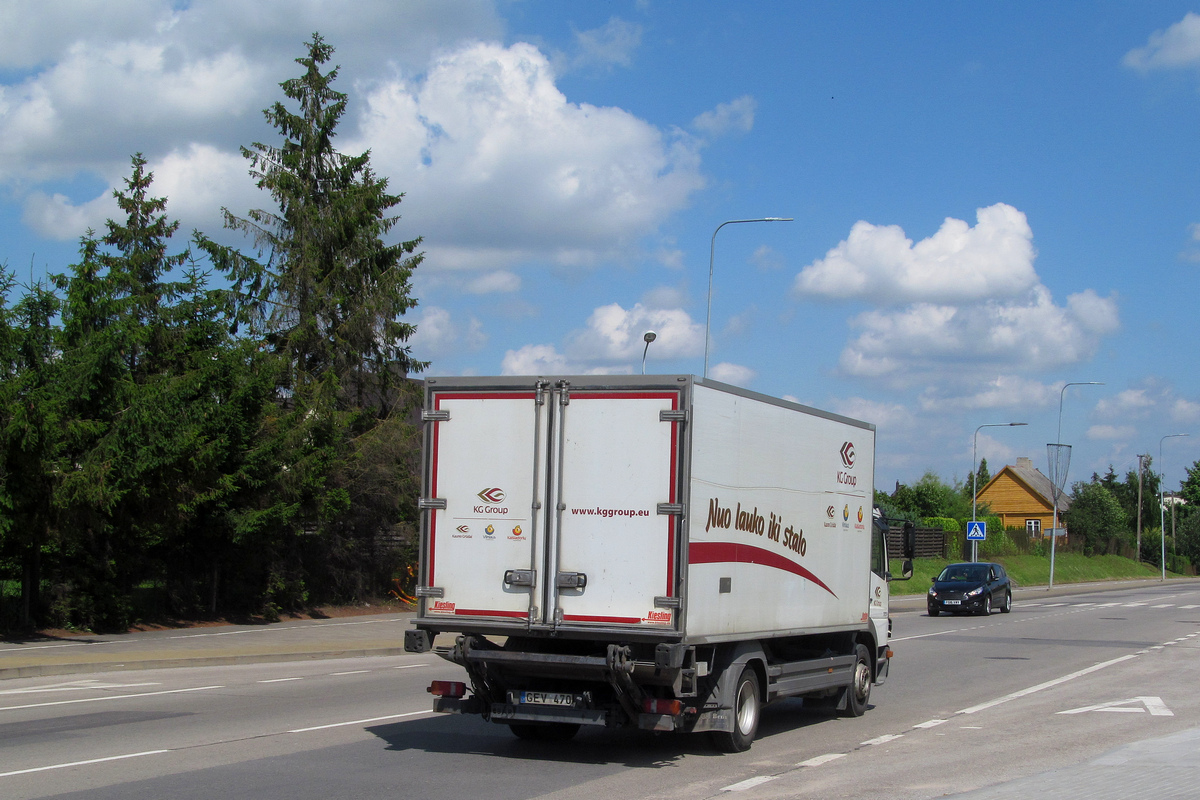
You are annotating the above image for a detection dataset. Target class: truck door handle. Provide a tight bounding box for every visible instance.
[556,572,588,590]
[503,569,536,587]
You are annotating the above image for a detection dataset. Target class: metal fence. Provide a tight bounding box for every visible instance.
[886,526,949,560]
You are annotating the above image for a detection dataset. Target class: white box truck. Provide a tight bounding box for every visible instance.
[404,375,913,751]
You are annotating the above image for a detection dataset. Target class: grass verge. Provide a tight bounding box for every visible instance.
[889,553,1178,596]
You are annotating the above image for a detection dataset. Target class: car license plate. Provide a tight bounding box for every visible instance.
[519,691,576,706]
[944,600,961,605]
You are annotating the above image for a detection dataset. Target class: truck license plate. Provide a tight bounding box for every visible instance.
[519,691,576,706]
[944,600,961,605]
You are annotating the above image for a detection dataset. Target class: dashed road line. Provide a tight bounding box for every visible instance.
[722,776,778,792]
[0,685,224,712]
[0,750,171,779]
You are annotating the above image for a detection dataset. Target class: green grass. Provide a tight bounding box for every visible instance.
[889,554,1176,596]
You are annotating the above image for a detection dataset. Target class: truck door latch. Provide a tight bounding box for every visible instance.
[556,572,588,590]
[503,569,536,587]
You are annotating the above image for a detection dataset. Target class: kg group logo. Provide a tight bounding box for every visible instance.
[477,487,506,504]
[840,442,856,469]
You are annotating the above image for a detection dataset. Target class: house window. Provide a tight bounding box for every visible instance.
[1026,519,1042,536]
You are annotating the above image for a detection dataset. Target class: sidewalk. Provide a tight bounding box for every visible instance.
[0,611,418,679]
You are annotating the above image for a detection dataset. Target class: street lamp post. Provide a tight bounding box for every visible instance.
[1048,381,1104,590]
[972,423,1027,562]
[641,331,657,375]
[704,217,793,378]
[1159,433,1189,581]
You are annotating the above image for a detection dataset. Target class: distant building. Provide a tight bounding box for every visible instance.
[975,456,1072,537]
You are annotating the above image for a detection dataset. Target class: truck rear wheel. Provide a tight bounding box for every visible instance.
[712,667,761,753]
[508,722,580,742]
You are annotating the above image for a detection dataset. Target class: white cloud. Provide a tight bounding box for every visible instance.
[465,270,520,294]
[692,95,756,137]
[919,375,1057,412]
[1124,12,1200,72]
[566,302,704,362]
[794,204,1119,388]
[571,17,642,71]
[838,286,1119,386]
[1095,388,1157,420]
[1088,425,1136,440]
[709,362,756,386]
[793,203,1037,305]
[354,40,705,270]
[408,305,486,360]
[500,344,624,376]
[1173,398,1200,423]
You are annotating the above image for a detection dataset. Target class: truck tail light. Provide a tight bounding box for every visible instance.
[642,698,683,716]
[428,681,467,698]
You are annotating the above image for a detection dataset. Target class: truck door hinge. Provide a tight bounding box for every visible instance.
[535,380,549,405]
[654,596,681,609]
[422,409,451,422]
[659,409,688,423]
[657,503,684,515]
[418,498,447,510]
[556,380,571,405]
[415,586,445,598]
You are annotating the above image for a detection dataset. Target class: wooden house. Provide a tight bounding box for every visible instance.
[975,456,1071,536]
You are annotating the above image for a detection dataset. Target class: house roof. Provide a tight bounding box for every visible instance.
[979,457,1072,514]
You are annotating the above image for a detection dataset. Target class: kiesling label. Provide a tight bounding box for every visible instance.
[705,497,806,556]
[643,610,673,624]
[430,600,456,613]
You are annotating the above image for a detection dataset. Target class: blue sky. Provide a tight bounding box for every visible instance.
[3,1,1200,494]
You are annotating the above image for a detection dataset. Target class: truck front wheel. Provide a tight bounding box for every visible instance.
[712,667,761,753]
[843,643,872,717]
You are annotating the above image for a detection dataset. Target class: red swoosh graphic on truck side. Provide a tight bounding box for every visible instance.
[688,541,837,598]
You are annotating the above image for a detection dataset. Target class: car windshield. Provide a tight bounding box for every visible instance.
[937,565,989,582]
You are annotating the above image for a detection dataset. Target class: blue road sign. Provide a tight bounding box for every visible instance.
[967,521,986,541]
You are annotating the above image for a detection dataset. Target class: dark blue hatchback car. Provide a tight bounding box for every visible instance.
[927,562,1012,616]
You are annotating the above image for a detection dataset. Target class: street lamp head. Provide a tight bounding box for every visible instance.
[643,331,657,344]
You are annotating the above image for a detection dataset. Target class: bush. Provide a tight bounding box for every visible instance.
[979,530,1019,558]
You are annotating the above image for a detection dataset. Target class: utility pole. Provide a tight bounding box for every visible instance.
[1136,454,1149,561]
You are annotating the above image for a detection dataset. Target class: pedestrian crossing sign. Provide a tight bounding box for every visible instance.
[967,521,986,540]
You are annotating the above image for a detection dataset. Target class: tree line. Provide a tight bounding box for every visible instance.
[0,35,426,632]
[878,456,1200,569]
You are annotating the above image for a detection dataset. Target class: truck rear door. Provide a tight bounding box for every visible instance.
[548,388,682,630]
[421,381,683,633]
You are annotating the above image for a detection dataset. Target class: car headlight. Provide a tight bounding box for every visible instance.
[965,586,983,597]
[928,588,937,596]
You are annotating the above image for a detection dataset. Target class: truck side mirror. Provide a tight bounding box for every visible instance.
[902,522,917,560]
[901,559,913,580]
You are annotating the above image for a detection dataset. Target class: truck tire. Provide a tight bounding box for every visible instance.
[842,643,872,717]
[508,722,580,742]
[712,667,761,753]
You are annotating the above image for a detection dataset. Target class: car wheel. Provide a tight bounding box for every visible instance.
[712,666,761,753]
[841,643,872,718]
[1001,591,1012,613]
[928,607,940,617]
[979,595,992,616]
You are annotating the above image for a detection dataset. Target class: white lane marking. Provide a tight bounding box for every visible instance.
[392,664,426,670]
[0,685,223,712]
[1059,696,1173,716]
[1153,604,1174,609]
[797,753,846,767]
[1179,605,1200,609]
[1073,603,1096,607]
[1123,603,1147,607]
[958,655,1138,715]
[330,670,371,676]
[0,750,170,778]
[914,719,946,729]
[861,734,902,746]
[169,617,408,639]
[722,776,777,792]
[891,629,960,642]
[287,710,433,733]
[257,677,303,683]
[1098,602,1123,607]
[0,641,116,653]
[0,681,159,696]
[1044,603,1067,607]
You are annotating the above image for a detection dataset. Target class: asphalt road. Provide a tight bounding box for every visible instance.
[4,581,1200,799]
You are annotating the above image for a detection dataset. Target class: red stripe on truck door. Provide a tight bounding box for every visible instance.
[688,541,838,598]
